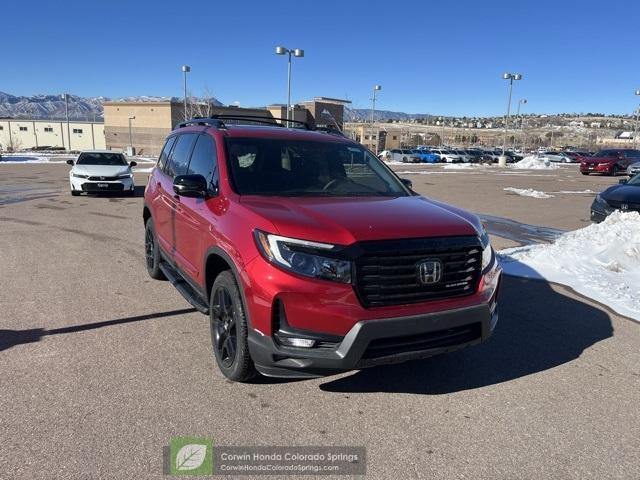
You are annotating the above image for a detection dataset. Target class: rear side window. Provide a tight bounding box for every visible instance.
[157,136,177,171]
[187,135,219,193]
[165,134,197,178]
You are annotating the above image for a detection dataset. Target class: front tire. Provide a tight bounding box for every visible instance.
[610,166,619,176]
[71,190,80,196]
[144,219,165,280]
[209,271,256,382]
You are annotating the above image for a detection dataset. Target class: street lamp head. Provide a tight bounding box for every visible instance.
[513,73,523,80]
[521,99,528,104]
[635,89,640,96]
[374,85,382,91]
[502,72,511,80]
[129,116,135,120]
[293,48,304,57]
[275,46,287,55]
[181,65,191,73]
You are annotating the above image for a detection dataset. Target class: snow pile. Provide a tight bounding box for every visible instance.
[443,163,475,170]
[512,155,559,170]
[499,211,640,321]
[504,187,554,198]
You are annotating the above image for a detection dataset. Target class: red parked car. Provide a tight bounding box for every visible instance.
[579,149,640,176]
[143,116,501,381]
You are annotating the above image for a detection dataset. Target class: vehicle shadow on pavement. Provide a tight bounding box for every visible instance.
[0,308,197,352]
[319,275,614,395]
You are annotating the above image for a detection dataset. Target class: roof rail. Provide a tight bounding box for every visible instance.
[211,114,311,130]
[176,118,226,129]
[175,115,312,131]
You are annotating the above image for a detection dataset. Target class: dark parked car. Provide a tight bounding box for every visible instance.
[580,149,640,176]
[590,175,640,222]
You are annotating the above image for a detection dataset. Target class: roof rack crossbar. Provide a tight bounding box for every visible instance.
[176,118,226,129]
[211,114,311,130]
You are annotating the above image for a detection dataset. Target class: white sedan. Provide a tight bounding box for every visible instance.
[68,150,137,196]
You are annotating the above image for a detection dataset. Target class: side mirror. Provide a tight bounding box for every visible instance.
[173,174,208,198]
[66,159,74,165]
[619,178,627,184]
[400,178,413,189]
[129,161,137,167]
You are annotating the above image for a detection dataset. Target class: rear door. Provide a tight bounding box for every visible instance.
[155,133,198,259]
[174,133,220,284]
[150,136,177,251]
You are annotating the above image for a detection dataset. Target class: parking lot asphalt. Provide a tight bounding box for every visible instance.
[1,163,639,480]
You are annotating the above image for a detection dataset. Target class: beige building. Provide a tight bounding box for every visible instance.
[345,123,404,151]
[0,119,105,152]
[104,101,275,156]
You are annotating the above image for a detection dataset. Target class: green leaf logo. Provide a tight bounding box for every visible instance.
[176,444,207,471]
[169,437,213,476]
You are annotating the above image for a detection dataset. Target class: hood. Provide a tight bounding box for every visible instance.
[240,195,480,245]
[72,164,131,176]
[602,184,640,203]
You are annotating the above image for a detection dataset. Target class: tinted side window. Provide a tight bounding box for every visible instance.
[157,136,177,172]
[187,135,219,192]
[166,134,197,178]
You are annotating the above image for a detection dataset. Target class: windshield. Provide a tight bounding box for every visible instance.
[225,138,410,197]
[627,174,640,186]
[76,152,127,166]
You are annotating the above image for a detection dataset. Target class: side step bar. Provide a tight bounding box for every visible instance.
[159,262,209,314]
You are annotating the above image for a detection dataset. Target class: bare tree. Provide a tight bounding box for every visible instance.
[188,86,218,119]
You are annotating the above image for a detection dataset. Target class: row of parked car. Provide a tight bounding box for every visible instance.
[378,147,524,164]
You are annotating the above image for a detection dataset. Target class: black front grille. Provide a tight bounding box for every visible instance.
[607,200,640,211]
[361,323,481,359]
[88,175,120,181]
[354,236,482,307]
[82,183,125,192]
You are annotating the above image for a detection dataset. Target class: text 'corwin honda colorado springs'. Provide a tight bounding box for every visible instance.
[143,116,501,381]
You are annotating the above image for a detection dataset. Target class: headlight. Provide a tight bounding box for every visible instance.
[598,162,611,167]
[479,230,494,272]
[72,173,88,178]
[254,230,351,284]
[117,173,133,179]
[593,194,609,209]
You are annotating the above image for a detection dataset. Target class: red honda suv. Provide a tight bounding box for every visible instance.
[143,116,501,381]
[579,149,640,176]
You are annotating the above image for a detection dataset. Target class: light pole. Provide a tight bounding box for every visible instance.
[181,65,191,121]
[62,93,71,151]
[128,116,135,154]
[515,98,527,149]
[370,85,382,153]
[440,117,445,146]
[500,72,523,165]
[275,46,304,127]
[634,89,640,149]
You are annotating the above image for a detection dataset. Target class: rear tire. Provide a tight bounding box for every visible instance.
[610,166,619,176]
[402,157,408,163]
[581,172,589,175]
[144,219,165,280]
[209,271,256,382]
[71,190,80,196]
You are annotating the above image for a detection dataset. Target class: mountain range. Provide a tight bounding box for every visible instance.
[0,91,431,122]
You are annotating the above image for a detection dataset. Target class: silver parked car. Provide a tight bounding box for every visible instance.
[627,161,640,176]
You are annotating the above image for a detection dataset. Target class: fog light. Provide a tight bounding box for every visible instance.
[278,337,316,348]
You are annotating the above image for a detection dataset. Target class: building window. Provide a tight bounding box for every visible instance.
[44,127,54,133]
[0,126,3,130]
[392,136,398,140]
[19,126,28,131]
[73,128,83,134]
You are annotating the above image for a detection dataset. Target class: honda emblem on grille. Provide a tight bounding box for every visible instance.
[100,176,106,180]
[417,260,442,285]
[620,204,629,211]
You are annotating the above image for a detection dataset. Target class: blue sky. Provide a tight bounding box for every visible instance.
[3,0,639,116]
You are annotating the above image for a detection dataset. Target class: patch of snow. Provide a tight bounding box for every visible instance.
[550,190,596,194]
[512,155,559,170]
[504,187,554,198]
[443,163,475,170]
[499,211,640,321]
[133,167,154,173]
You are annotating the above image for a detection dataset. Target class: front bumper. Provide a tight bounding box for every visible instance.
[248,301,498,378]
[70,176,134,193]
